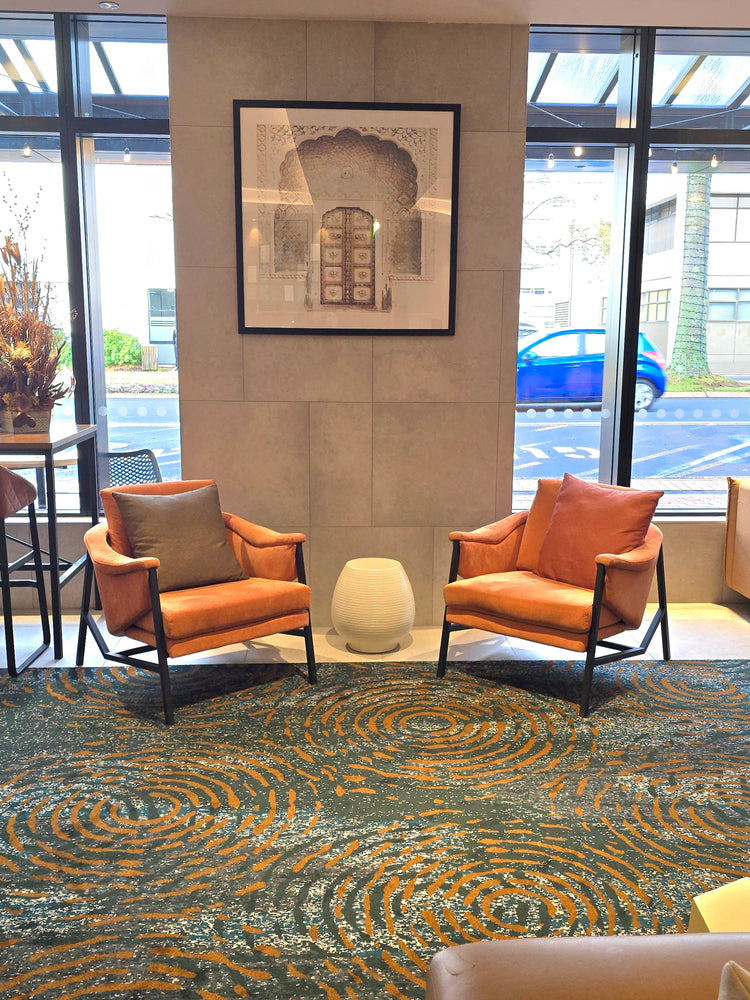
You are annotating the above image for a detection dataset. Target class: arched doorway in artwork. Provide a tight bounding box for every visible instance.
[320,206,375,308]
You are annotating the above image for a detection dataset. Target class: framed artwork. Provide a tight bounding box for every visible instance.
[233,100,460,335]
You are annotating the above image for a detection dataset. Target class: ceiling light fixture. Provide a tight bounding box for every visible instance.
[123,147,131,163]
[546,152,555,170]
[670,160,678,175]
[98,1,120,9]
[22,144,31,158]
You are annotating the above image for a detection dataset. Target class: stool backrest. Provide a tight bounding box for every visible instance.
[0,465,36,518]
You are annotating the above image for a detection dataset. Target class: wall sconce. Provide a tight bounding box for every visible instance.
[123,147,131,163]
[670,160,678,175]
[546,153,555,170]
[573,145,583,157]
[22,144,31,158]
[711,153,718,168]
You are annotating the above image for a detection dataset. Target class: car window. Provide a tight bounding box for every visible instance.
[584,332,606,354]
[526,333,580,358]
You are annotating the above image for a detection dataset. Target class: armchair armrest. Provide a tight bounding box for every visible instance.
[222,512,306,548]
[222,512,306,582]
[598,527,663,628]
[84,524,155,635]
[450,511,529,580]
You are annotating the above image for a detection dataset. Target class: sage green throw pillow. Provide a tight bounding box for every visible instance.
[113,484,247,593]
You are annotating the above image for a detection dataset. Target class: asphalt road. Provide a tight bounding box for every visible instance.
[101,392,750,483]
[514,395,750,479]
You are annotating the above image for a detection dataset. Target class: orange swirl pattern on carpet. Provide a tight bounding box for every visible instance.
[0,658,748,999]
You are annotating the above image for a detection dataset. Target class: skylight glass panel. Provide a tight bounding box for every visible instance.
[652,54,695,105]
[96,41,168,96]
[24,39,56,92]
[674,54,750,106]
[527,51,550,101]
[536,52,618,105]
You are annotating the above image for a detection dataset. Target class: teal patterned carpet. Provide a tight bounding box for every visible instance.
[0,657,748,999]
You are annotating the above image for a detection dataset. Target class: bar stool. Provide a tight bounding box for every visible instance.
[0,465,50,676]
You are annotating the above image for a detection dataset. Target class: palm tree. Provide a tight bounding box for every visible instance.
[667,168,711,380]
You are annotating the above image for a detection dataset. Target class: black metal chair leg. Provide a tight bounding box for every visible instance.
[436,613,452,678]
[76,555,95,666]
[656,547,671,661]
[28,506,50,648]
[148,568,174,725]
[303,618,317,684]
[0,522,17,677]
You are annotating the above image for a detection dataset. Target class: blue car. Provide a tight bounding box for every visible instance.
[516,327,667,411]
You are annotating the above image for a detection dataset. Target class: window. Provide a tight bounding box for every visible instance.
[520,25,750,513]
[710,195,750,242]
[640,289,671,322]
[0,13,177,510]
[644,199,676,253]
[708,288,750,321]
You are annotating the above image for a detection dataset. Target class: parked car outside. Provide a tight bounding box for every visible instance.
[516,327,667,411]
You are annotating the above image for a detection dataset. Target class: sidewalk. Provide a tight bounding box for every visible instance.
[105,367,179,394]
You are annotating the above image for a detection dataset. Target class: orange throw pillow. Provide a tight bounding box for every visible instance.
[537,473,662,591]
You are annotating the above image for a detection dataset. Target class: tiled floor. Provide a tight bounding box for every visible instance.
[8,602,750,673]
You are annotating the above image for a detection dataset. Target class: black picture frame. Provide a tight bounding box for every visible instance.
[233,100,460,335]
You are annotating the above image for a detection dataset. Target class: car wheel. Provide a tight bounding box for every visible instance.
[634,379,657,411]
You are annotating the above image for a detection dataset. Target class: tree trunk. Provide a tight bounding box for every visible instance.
[668,169,711,379]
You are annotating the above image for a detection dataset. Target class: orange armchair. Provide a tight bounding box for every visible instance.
[77,480,315,724]
[437,476,670,716]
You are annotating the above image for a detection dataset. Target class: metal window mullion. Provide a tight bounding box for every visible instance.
[54,13,102,516]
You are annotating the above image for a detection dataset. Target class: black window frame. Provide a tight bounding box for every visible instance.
[0,12,169,515]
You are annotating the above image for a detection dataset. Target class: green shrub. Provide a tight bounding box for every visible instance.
[58,331,72,369]
[103,328,142,368]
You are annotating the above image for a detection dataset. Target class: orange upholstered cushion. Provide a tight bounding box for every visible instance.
[101,480,215,557]
[516,478,562,572]
[444,570,619,634]
[113,483,246,593]
[537,473,662,591]
[134,577,311,642]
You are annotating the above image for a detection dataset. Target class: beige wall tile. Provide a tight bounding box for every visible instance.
[500,270,522,402]
[458,131,526,271]
[176,265,244,402]
[310,402,373,525]
[372,270,503,403]
[307,22,375,102]
[167,18,307,127]
[180,399,310,527]
[509,25,530,133]
[495,400,517,516]
[374,22,513,132]
[309,525,434,626]
[372,402,498,526]
[242,335,373,401]
[171,125,235,269]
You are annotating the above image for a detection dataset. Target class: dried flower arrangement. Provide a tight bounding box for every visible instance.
[0,234,71,433]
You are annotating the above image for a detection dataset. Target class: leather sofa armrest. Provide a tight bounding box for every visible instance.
[598,527,663,628]
[449,511,528,545]
[222,512,305,582]
[425,934,750,1000]
[84,524,155,634]
[450,512,528,579]
[222,512,306,548]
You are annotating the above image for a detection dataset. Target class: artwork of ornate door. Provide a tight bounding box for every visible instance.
[320,207,375,307]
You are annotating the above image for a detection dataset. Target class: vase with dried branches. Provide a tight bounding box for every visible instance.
[0,235,71,434]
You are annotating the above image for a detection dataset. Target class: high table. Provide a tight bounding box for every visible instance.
[0,422,98,658]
